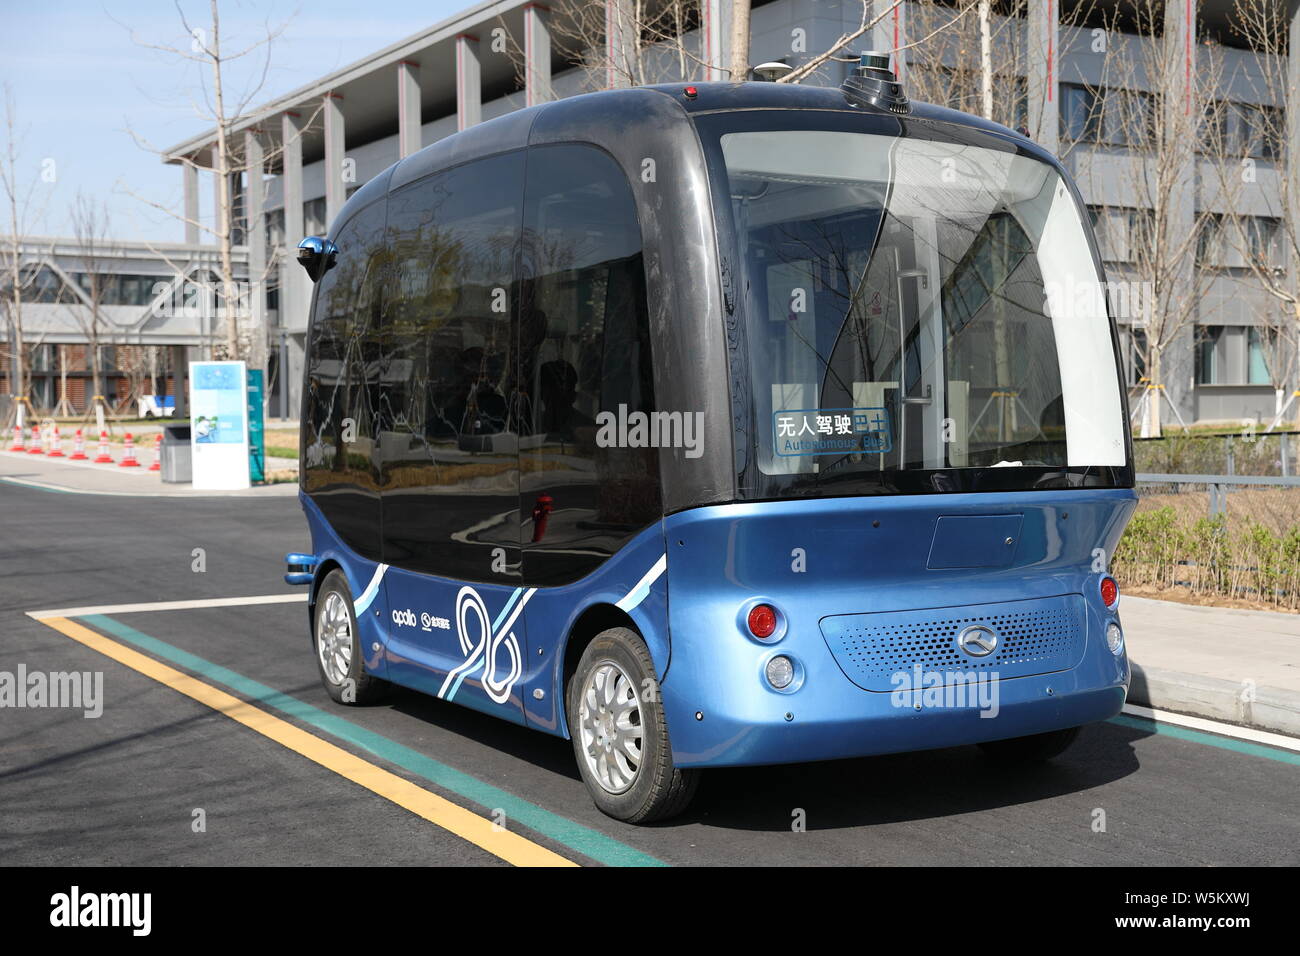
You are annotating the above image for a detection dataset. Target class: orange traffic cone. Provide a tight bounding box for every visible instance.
[93,431,114,464]
[69,428,88,460]
[9,425,23,452]
[26,425,44,454]
[47,425,65,458]
[118,432,140,467]
[148,433,161,471]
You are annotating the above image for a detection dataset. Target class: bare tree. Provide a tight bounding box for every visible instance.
[0,83,49,428]
[1069,1,1226,437]
[66,191,116,415]
[1196,0,1300,429]
[117,0,296,368]
[730,0,752,80]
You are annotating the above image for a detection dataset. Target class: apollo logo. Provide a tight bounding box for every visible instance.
[391,608,417,627]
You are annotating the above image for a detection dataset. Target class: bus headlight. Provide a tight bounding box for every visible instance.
[1105,621,1124,656]
[765,655,795,690]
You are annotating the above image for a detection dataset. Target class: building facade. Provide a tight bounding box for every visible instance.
[155,0,1300,426]
[1,237,247,418]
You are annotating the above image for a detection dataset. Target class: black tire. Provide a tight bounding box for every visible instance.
[566,627,698,823]
[313,569,387,705]
[979,726,1081,763]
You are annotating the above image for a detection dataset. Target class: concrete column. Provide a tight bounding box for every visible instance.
[605,0,635,88]
[701,0,732,81]
[871,0,907,83]
[456,35,482,129]
[244,129,268,379]
[323,93,346,230]
[280,110,307,335]
[183,163,200,244]
[1026,0,1059,151]
[397,61,422,158]
[524,4,553,107]
[279,111,307,420]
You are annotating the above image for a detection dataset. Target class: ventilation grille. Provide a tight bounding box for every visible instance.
[819,595,1084,692]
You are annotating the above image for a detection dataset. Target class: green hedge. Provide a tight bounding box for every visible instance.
[1114,505,1300,609]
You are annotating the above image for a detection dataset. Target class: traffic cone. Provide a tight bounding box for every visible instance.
[93,431,114,464]
[69,428,88,460]
[26,424,44,454]
[118,432,140,467]
[148,433,161,471]
[9,425,23,452]
[47,425,65,458]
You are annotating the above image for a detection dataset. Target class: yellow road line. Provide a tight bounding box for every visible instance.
[37,616,577,868]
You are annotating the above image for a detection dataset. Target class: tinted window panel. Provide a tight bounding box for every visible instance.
[302,200,387,561]
[520,145,661,586]
[382,151,524,581]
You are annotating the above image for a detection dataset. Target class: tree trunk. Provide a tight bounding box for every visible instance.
[729,1,752,81]
[1147,348,1163,438]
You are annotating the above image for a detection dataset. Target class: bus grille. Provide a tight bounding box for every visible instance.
[819,594,1085,692]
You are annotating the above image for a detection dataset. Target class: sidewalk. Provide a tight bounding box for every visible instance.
[0,448,298,497]
[1123,596,1300,738]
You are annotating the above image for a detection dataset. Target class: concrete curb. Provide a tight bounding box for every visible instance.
[1128,661,1300,740]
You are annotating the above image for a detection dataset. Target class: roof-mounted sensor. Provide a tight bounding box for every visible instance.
[841,51,910,114]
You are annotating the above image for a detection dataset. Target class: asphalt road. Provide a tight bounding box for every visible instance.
[1,479,1297,866]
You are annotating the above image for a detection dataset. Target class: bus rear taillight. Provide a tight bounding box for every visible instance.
[747,604,778,639]
[1100,576,1119,609]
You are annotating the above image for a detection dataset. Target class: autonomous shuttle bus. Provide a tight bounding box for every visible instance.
[290,54,1136,822]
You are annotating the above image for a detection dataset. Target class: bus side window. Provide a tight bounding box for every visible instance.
[380,151,525,581]
[520,144,662,587]
[302,199,387,562]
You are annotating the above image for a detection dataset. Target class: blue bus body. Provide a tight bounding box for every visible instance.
[292,71,1137,819]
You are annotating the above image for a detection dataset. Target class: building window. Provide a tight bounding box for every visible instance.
[1088,206,1153,263]
[1247,327,1272,385]
[1210,102,1284,160]
[1196,326,1223,384]
[1198,214,1283,270]
[1061,84,1100,142]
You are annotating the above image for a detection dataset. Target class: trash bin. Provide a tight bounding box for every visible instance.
[161,424,192,484]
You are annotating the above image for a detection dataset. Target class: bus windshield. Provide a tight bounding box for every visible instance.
[711,123,1128,498]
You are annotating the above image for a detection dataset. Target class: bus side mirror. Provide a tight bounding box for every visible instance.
[297,236,338,283]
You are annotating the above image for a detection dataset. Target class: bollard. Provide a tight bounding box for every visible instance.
[93,431,114,464]
[69,428,88,461]
[118,432,140,467]
[47,425,65,458]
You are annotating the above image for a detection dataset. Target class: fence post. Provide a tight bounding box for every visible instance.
[1282,433,1291,478]
[1225,436,1234,476]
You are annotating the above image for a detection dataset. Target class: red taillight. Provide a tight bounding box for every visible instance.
[747,604,777,639]
[1100,576,1119,608]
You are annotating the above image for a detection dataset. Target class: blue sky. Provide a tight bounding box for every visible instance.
[0,0,468,241]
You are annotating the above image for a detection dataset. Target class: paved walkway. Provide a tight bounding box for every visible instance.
[0,448,298,497]
[1123,596,1300,737]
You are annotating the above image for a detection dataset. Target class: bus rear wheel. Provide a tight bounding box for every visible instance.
[979,726,1081,763]
[567,627,698,823]
[314,569,387,705]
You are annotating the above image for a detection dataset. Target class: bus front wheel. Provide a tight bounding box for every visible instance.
[979,726,1081,763]
[313,569,387,705]
[567,627,698,823]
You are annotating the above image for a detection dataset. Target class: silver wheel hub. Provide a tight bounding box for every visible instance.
[578,660,643,795]
[317,591,353,686]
